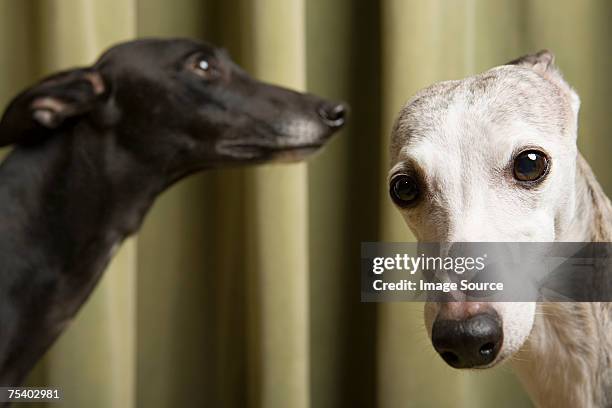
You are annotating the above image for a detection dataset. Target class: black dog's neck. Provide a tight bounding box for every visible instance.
[2,123,165,237]
[0,124,166,386]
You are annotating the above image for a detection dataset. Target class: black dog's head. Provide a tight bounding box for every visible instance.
[0,38,346,173]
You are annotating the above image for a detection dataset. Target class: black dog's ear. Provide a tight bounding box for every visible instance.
[0,68,106,147]
[507,49,580,116]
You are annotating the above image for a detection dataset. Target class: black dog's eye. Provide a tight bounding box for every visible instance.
[513,150,549,182]
[390,175,420,207]
[197,59,210,72]
[189,55,220,80]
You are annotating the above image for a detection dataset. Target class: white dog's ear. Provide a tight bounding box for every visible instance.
[507,49,555,74]
[507,50,580,116]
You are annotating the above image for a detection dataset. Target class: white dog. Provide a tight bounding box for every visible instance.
[389,50,612,407]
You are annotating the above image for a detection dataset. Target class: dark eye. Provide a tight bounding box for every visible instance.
[390,175,420,207]
[189,55,219,79]
[197,59,210,72]
[513,150,549,182]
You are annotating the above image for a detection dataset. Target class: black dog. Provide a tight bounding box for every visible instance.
[0,38,346,388]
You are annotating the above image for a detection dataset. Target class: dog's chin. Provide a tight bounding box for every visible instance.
[222,143,326,163]
[271,145,324,162]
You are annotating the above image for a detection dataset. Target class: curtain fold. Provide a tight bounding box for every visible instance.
[0,1,610,407]
[244,2,310,407]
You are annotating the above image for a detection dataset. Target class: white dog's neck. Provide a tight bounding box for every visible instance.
[561,154,612,242]
[512,153,612,408]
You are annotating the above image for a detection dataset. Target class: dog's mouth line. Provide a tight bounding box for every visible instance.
[224,142,324,152]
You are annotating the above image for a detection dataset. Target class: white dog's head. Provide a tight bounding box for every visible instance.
[389,51,581,368]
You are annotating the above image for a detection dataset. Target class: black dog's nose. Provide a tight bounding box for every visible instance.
[431,312,503,368]
[318,102,347,128]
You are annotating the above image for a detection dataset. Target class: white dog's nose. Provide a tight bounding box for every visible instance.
[431,310,503,368]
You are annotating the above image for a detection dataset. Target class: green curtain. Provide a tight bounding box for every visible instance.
[0,1,610,407]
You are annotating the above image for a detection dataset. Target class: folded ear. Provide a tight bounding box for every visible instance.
[507,50,580,115]
[0,68,106,147]
[507,49,556,74]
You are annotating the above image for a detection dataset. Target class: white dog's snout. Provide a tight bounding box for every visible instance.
[431,304,503,368]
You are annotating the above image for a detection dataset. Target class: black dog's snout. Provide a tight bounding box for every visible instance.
[431,312,503,369]
[317,102,347,129]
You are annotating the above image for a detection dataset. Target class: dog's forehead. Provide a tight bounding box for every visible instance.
[391,66,570,165]
[96,38,222,69]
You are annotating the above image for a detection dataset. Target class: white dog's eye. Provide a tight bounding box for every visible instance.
[513,150,549,182]
[390,174,420,207]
